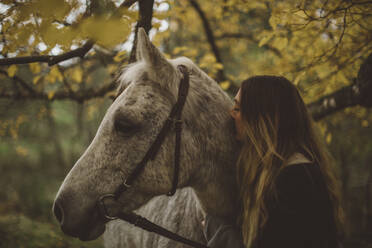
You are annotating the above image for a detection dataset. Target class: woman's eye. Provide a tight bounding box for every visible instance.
[233,107,240,112]
[114,119,140,135]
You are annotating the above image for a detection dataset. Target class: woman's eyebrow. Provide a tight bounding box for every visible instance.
[234,98,240,105]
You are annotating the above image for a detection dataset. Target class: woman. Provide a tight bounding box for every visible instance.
[203,76,344,248]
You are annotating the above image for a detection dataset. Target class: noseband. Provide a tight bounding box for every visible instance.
[97,65,209,248]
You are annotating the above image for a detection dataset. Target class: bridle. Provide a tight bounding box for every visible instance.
[97,65,209,248]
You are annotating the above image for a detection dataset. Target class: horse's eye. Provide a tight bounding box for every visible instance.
[114,118,140,135]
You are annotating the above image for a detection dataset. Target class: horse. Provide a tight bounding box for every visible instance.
[53,28,240,247]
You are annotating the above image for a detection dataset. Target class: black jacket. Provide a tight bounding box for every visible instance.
[203,163,341,248]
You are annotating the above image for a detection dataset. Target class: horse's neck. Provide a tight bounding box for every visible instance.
[190,112,239,220]
[182,76,239,220]
[191,162,238,220]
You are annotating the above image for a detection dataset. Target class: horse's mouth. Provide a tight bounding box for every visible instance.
[76,224,106,241]
[59,211,107,241]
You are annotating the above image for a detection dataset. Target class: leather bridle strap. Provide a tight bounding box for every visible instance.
[98,65,208,248]
[112,64,189,200]
[97,65,209,248]
[116,211,209,248]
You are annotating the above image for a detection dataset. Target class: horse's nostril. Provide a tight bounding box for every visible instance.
[53,200,64,224]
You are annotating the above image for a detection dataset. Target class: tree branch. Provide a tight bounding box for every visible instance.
[308,82,360,121]
[0,40,94,66]
[120,0,138,8]
[0,70,37,95]
[308,52,372,121]
[129,0,155,63]
[1,52,371,120]
[0,81,117,102]
[356,51,372,108]
[188,0,226,82]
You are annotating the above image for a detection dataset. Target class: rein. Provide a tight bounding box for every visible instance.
[97,65,209,248]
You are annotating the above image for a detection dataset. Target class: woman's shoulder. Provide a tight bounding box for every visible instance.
[279,152,321,184]
[272,162,325,212]
[277,162,320,188]
[275,161,326,202]
[281,162,318,176]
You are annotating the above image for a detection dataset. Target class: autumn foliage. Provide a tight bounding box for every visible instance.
[0,0,371,247]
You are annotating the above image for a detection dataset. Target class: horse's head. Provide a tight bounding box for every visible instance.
[53,28,237,241]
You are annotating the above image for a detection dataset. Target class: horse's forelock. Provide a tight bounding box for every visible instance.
[116,62,143,95]
[115,59,183,102]
[115,56,225,125]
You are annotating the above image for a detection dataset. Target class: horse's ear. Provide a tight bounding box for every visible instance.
[137,28,174,73]
[135,41,142,61]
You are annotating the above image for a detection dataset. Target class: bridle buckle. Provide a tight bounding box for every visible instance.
[97,194,118,220]
[168,117,182,125]
[123,179,131,188]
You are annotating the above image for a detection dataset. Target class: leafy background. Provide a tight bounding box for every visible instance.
[0,0,371,247]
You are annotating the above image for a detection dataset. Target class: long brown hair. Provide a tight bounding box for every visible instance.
[236,75,344,247]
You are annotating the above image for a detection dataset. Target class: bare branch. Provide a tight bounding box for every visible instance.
[308,52,372,120]
[0,40,94,66]
[129,0,155,63]
[120,0,138,8]
[308,82,360,121]
[0,70,37,95]
[0,81,117,103]
[61,74,74,95]
[327,8,348,59]
[188,0,226,82]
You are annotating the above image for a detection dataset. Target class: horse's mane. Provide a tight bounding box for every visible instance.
[116,56,222,98]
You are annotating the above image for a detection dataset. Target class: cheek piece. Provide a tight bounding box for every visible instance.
[97,65,209,248]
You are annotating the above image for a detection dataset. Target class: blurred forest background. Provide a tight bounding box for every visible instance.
[0,0,371,247]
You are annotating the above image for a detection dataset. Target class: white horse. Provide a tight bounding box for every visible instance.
[53,28,240,247]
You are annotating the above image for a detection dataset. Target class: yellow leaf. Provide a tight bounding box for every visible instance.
[105,91,117,100]
[7,65,17,77]
[2,20,11,32]
[258,33,274,47]
[80,16,132,48]
[33,75,41,85]
[214,63,224,70]
[48,66,63,84]
[273,37,288,50]
[16,145,29,157]
[199,53,216,68]
[362,120,369,127]
[48,91,55,100]
[107,65,118,74]
[294,10,307,19]
[152,22,161,29]
[248,2,267,10]
[293,71,306,85]
[72,67,83,83]
[219,81,230,90]
[153,11,170,20]
[29,63,41,74]
[269,14,280,30]
[184,48,198,58]
[114,50,126,62]
[173,46,187,54]
[326,133,332,144]
[163,53,171,59]
[53,67,63,81]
